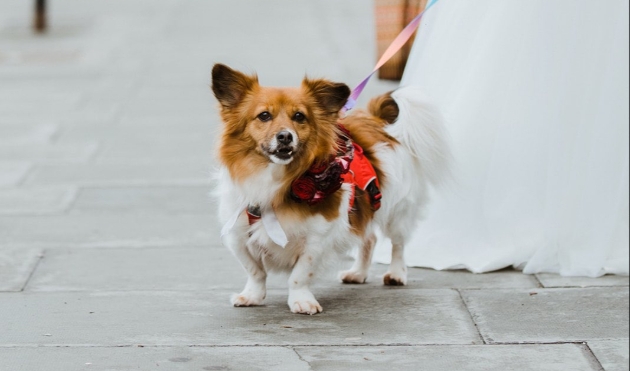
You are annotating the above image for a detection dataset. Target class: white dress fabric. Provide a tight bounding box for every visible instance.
[373,0,629,277]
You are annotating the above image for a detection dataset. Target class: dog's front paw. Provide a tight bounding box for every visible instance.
[288,290,322,315]
[231,291,265,307]
[289,300,323,315]
[339,269,367,284]
[383,271,407,286]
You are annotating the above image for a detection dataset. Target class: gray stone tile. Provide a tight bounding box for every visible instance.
[122,99,214,116]
[462,288,629,343]
[0,186,77,215]
[27,247,536,293]
[0,90,82,114]
[95,140,214,162]
[133,85,215,103]
[0,214,218,248]
[53,121,116,145]
[0,289,480,346]
[0,247,42,291]
[0,121,58,145]
[537,273,629,288]
[0,142,98,163]
[367,266,540,289]
[24,162,212,186]
[296,344,602,371]
[589,340,630,371]
[73,122,216,163]
[0,161,31,186]
[0,346,309,371]
[63,102,122,123]
[26,247,236,292]
[118,114,217,128]
[55,118,216,145]
[70,186,213,214]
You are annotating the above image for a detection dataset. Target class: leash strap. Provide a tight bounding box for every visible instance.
[342,0,441,113]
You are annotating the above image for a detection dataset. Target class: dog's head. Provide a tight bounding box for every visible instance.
[211,64,350,177]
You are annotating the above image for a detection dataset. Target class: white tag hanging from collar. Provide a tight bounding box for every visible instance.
[221,203,288,248]
[261,206,288,248]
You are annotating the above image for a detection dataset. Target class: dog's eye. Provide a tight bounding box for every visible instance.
[292,112,306,123]
[257,111,272,122]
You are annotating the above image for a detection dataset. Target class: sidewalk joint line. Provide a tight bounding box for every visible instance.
[20,250,45,292]
[457,289,486,345]
[291,347,314,370]
[581,342,606,371]
[0,341,615,349]
[532,274,545,288]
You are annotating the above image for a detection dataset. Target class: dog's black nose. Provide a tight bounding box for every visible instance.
[276,131,293,145]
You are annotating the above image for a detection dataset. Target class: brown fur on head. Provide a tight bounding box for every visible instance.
[211,63,351,184]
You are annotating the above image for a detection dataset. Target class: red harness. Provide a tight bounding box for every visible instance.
[342,142,382,211]
[247,127,382,224]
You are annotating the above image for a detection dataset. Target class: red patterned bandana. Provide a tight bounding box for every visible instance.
[290,126,354,206]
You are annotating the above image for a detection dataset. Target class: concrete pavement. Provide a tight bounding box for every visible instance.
[0,0,628,370]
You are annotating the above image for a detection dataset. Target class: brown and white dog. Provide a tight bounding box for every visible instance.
[211,64,449,315]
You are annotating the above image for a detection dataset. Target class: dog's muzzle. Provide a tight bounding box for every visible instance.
[266,130,298,164]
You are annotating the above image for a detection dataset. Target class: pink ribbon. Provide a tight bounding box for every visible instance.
[342,0,440,113]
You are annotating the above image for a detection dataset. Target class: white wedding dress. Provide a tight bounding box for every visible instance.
[373,0,629,277]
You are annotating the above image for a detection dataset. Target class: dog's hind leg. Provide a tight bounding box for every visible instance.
[339,232,376,284]
[383,232,408,286]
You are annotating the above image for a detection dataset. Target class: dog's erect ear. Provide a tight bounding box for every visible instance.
[212,64,258,109]
[303,78,351,115]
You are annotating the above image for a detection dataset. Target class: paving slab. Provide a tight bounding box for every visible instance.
[295,344,603,371]
[588,340,630,371]
[26,247,238,292]
[122,98,214,116]
[24,162,212,186]
[0,161,31,186]
[117,110,217,124]
[19,246,353,292]
[0,289,480,346]
[0,247,42,291]
[70,186,214,214]
[0,186,77,215]
[462,288,629,343]
[63,102,122,124]
[0,90,82,115]
[132,85,216,103]
[367,265,540,289]
[0,121,58,145]
[0,346,309,371]
[118,114,217,128]
[57,119,216,145]
[26,247,540,293]
[95,140,214,162]
[0,142,98,163]
[537,273,629,288]
[0,214,218,248]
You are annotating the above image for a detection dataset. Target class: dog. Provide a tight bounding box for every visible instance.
[211,63,449,315]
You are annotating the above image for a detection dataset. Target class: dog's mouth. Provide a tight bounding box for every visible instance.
[273,146,294,159]
[264,145,297,165]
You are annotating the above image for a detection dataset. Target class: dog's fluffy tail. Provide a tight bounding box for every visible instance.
[368,86,451,186]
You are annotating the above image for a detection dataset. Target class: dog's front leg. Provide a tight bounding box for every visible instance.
[287,241,324,315]
[225,233,267,306]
